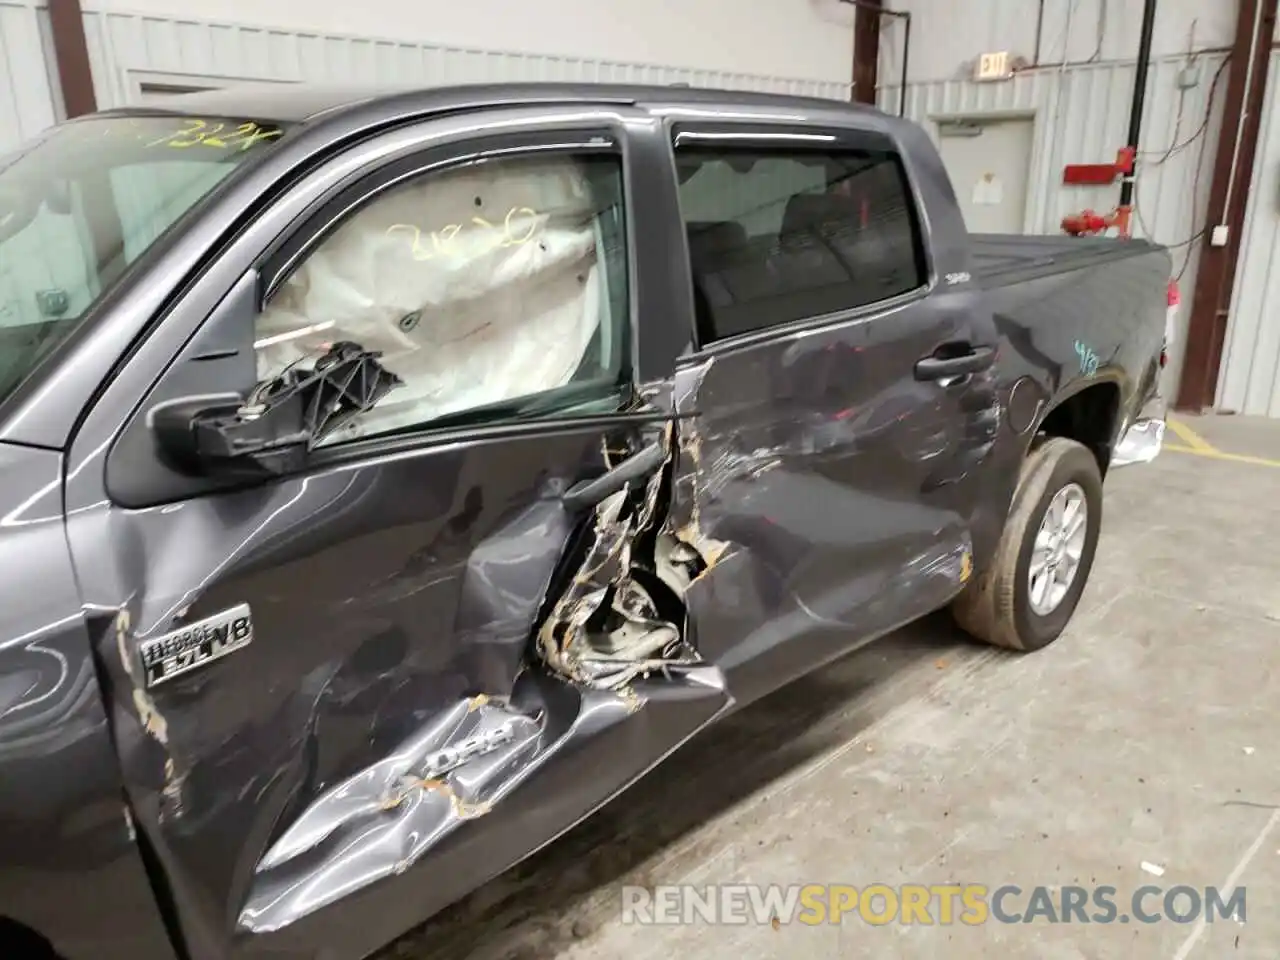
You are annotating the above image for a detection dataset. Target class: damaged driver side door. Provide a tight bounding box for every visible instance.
[64,112,729,960]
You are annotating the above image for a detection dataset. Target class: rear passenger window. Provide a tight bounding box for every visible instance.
[674,143,927,345]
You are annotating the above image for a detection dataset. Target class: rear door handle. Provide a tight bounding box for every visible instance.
[915,345,996,381]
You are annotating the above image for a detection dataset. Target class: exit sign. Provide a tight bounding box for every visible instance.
[975,51,1013,81]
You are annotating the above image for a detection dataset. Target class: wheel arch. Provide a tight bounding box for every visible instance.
[1030,378,1123,477]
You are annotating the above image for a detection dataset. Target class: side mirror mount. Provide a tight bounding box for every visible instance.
[107,269,404,506]
[150,393,310,478]
[151,341,403,478]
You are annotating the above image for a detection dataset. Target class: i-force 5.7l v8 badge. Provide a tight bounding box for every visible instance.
[138,604,253,688]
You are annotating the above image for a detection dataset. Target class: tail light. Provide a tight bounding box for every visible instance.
[1162,279,1178,369]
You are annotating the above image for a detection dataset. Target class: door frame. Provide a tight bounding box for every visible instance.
[651,110,1006,703]
[929,108,1040,234]
[65,104,675,500]
[60,102,711,960]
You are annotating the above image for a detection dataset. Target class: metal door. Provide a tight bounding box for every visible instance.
[660,119,1010,704]
[937,117,1035,234]
[62,108,728,960]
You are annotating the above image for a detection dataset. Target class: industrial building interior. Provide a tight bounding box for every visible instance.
[1,0,1279,958]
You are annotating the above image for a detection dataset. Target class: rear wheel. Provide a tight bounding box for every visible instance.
[951,437,1103,651]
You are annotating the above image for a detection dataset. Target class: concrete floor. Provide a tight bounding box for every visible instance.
[391,413,1280,960]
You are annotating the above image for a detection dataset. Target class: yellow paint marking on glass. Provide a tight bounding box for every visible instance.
[386,207,543,261]
[144,119,284,151]
[1165,417,1217,453]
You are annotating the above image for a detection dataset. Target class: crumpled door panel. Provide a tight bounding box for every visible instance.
[71,406,737,958]
[81,343,980,958]
[236,414,736,935]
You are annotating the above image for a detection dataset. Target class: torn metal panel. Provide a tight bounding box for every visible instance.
[250,696,541,876]
[242,695,541,930]
[240,402,745,932]
[239,663,730,933]
[536,421,709,692]
[60,424,689,957]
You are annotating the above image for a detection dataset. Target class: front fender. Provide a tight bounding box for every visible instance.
[0,442,175,960]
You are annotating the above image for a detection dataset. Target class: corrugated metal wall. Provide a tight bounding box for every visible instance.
[78,9,851,109]
[879,53,1229,395]
[878,0,1234,85]
[3,4,1260,411]
[1217,51,1280,417]
[0,0,61,154]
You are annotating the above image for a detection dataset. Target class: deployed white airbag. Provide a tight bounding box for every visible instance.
[254,157,604,441]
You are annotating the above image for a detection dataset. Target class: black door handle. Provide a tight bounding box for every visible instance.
[915,345,996,381]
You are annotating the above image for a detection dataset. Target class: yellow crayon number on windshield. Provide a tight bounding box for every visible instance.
[146,119,284,151]
[386,206,542,261]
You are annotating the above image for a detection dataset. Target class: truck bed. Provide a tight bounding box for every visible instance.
[970,233,1166,287]
[970,229,1172,436]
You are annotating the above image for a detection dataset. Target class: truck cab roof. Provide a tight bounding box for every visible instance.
[97,80,883,129]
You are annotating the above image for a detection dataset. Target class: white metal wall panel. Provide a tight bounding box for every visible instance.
[1216,52,1280,417]
[79,9,852,112]
[879,53,1229,395]
[85,0,856,84]
[0,0,61,154]
[877,0,1233,86]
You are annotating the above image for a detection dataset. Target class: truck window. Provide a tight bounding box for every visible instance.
[0,115,289,410]
[674,144,927,345]
[254,151,629,445]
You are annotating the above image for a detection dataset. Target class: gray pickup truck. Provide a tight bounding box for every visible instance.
[0,83,1168,960]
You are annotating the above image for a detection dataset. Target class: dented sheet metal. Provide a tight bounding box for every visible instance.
[653,350,990,701]
[137,398,741,936]
[238,410,739,931]
[537,425,710,691]
[90,335,1001,949]
[242,695,543,929]
[240,665,731,932]
[235,336,1002,933]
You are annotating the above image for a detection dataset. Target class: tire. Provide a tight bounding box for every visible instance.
[951,436,1103,651]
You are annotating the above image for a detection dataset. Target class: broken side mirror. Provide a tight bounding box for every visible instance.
[151,392,310,478]
[153,341,403,479]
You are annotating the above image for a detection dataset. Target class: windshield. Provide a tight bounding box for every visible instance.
[0,113,290,410]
